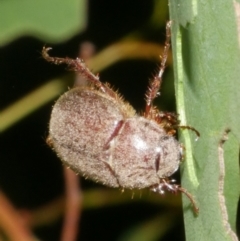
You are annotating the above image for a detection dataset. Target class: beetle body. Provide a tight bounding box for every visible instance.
[43,21,199,213]
[49,87,181,190]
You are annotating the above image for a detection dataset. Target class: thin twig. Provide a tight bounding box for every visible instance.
[61,168,82,241]
[0,191,36,241]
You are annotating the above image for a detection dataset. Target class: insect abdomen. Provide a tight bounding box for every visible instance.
[49,87,180,190]
[49,87,127,187]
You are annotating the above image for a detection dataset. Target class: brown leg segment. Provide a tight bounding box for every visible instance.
[145,21,172,116]
[151,178,199,214]
[42,47,117,99]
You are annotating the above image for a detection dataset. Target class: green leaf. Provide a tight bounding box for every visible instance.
[0,0,87,46]
[169,0,240,240]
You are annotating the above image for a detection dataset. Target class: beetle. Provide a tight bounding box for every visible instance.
[43,21,199,213]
